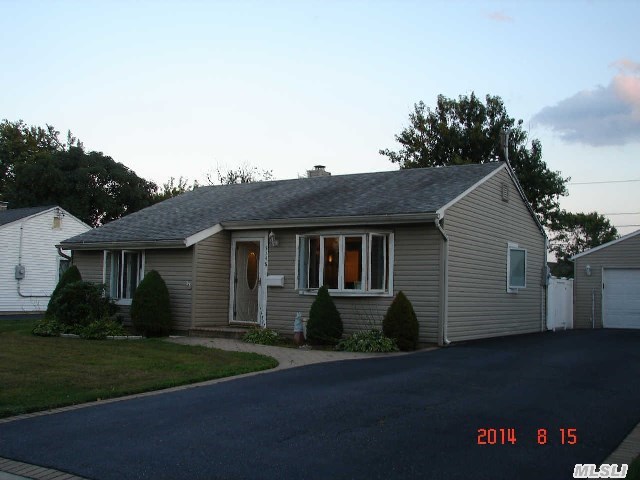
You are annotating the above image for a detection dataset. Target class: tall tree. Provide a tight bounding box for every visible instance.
[207,162,273,185]
[152,176,198,203]
[549,211,618,277]
[1,120,157,226]
[0,120,81,199]
[379,93,568,226]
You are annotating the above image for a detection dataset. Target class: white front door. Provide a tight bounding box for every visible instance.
[230,234,267,326]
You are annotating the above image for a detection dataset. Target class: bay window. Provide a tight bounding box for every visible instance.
[297,233,393,294]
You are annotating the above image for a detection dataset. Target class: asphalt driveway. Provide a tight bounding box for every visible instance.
[1,329,639,480]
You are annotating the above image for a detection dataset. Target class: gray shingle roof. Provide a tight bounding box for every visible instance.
[61,162,504,247]
[0,206,56,227]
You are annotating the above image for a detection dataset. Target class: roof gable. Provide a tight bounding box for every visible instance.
[61,162,505,247]
[571,228,640,260]
[0,206,57,227]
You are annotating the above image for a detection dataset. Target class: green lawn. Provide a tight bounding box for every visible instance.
[0,319,278,418]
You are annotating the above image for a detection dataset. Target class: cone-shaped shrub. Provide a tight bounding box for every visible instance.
[131,270,172,337]
[46,265,82,318]
[382,291,419,351]
[307,285,343,345]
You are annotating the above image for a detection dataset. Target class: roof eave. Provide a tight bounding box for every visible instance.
[221,213,439,230]
[59,239,187,250]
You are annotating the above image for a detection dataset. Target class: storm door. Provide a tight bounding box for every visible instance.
[231,238,265,325]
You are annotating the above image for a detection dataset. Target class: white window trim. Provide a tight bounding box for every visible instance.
[507,242,527,293]
[295,231,394,297]
[103,249,146,305]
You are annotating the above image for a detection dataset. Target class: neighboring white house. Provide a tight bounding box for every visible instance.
[0,204,91,315]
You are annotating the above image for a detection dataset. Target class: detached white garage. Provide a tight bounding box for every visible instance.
[572,230,640,329]
[602,269,640,328]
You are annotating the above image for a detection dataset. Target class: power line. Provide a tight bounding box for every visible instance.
[603,212,640,216]
[569,179,640,185]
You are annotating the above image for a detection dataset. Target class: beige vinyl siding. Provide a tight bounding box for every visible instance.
[444,168,545,341]
[574,233,640,328]
[72,251,104,284]
[145,248,194,331]
[265,225,441,343]
[192,231,231,328]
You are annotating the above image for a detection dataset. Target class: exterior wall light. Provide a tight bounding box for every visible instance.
[268,230,279,248]
[585,265,592,277]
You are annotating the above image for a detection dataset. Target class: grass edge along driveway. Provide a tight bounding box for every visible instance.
[0,319,277,418]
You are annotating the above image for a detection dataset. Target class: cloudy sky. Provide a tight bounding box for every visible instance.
[2,0,639,234]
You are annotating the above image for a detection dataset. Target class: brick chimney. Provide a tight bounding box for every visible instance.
[307,165,331,178]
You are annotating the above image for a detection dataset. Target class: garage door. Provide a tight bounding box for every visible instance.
[603,268,640,329]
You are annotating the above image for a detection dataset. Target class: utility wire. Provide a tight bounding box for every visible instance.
[603,212,640,216]
[569,179,640,185]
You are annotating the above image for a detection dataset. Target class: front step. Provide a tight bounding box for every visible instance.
[189,326,252,340]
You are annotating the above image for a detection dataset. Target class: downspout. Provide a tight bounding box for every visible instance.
[57,246,71,261]
[17,224,50,298]
[435,216,450,346]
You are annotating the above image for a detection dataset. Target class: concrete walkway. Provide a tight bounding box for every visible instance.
[167,336,415,369]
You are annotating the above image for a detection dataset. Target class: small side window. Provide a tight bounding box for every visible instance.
[507,243,526,293]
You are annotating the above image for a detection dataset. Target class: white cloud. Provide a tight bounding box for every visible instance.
[532,60,640,146]
[487,11,513,22]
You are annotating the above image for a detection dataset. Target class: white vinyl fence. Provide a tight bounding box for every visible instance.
[547,277,574,330]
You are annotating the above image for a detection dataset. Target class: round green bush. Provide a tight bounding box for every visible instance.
[46,264,82,318]
[382,291,419,351]
[50,281,112,327]
[242,327,280,346]
[131,270,172,337]
[307,285,343,345]
[336,329,399,353]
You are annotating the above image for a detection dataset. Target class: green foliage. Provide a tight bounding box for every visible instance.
[0,119,158,226]
[50,282,114,327]
[152,176,199,202]
[336,329,399,353]
[307,286,344,345]
[549,211,619,277]
[208,162,273,185]
[379,93,569,226]
[78,319,126,340]
[32,317,63,337]
[131,270,172,337]
[382,291,419,351]
[242,327,280,346]
[46,265,82,317]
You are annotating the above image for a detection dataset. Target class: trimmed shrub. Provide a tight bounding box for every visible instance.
[46,265,82,318]
[131,270,172,337]
[50,281,113,327]
[243,327,280,346]
[306,286,343,345]
[336,329,398,353]
[382,291,419,351]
